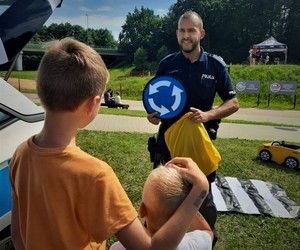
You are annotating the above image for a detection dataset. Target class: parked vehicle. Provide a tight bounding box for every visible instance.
[0,0,62,248]
[258,141,300,169]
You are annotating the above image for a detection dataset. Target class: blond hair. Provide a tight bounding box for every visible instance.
[145,166,192,220]
[178,10,204,30]
[37,38,109,111]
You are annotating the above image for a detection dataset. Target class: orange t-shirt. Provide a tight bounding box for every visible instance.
[10,137,137,250]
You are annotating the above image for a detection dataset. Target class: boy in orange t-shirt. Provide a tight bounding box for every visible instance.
[10,38,208,250]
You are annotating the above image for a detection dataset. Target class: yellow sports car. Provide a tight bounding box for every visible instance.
[258,141,300,169]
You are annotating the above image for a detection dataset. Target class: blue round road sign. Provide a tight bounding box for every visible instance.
[143,76,187,119]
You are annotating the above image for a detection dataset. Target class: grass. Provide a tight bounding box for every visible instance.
[99,106,148,117]
[3,66,300,248]
[221,64,300,110]
[4,70,37,80]
[3,64,300,110]
[99,107,300,128]
[76,131,300,249]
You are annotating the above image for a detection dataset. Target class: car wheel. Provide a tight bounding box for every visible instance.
[284,157,299,169]
[259,150,271,161]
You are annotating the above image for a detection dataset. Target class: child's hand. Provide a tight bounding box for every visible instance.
[165,157,209,197]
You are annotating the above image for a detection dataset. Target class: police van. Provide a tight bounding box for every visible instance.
[0,0,62,248]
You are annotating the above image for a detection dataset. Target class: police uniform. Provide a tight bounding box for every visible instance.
[152,48,237,246]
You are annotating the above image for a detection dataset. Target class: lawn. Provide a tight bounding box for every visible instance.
[76,131,300,249]
[3,64,300,110]
[98,107,300,128]
[3,66,300,249]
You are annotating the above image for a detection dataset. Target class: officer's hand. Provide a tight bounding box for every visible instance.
[147,112,160,125]
[189,107,210,123]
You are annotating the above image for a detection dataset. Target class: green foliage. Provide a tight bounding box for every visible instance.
[98,107,300,129]
[26,1,300,64]
[31,23,117,48]
[133,47,148,71]
[76,131,300,249]
[87,28,117,48]
[230,65,300,108]
[99,107,147,117]
[6,71,37,80]
[107,64,300,109]
[108,75,152,100]
[104,66,153,100]
[4,64,300,109]
[119,7,163,62]
[118,1,300,64]
[156,45,169,62]
[23,55,43,70]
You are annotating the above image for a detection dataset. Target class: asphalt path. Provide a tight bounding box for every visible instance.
[25,94,300,143]
[86,100,300,143]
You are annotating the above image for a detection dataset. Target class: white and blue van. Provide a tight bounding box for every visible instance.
[0,0,62,248]
[0,78,45,249]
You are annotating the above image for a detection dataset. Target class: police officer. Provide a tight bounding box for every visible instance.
[147,10,239,247]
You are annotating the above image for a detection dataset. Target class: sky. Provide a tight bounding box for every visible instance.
[46,0,178,40]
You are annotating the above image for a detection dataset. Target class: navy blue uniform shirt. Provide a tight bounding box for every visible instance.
[155,48,236,136]
[156,49,236,115]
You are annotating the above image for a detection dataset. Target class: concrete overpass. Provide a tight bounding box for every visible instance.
[23,43,127,56]
[16,43,128,69]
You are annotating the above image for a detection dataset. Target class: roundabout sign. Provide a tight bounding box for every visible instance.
[143,76,187,119]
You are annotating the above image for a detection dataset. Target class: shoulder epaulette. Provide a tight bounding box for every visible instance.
[206,53,227,67]
[160,52,177,63]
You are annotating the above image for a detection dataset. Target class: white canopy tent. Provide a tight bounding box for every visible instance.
[253,36,288,64]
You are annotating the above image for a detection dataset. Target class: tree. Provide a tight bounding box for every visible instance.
[30,23,117,48]
[133,47,148,71]
[156,45,169,62]
[158,13,178,54]
[29,1,300,64]
[283,0,300,63]
[159,0,232,61]
[90,28,117,48]
[162,0,300,64]
[119,7,162,61]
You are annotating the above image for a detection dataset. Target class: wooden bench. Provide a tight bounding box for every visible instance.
[100,103,129,109]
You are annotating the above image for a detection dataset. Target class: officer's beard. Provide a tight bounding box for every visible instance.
[179,40,199,53]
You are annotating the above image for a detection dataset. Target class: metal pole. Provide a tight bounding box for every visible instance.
[86,14,89,29]
[3,52,20,81]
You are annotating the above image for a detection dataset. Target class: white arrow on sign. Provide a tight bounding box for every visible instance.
[148,80,171,95]
[149,98,170,116]
[171,85,184,111]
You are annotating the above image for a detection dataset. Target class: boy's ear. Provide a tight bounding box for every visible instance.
[139,202,147,218]
[86,95,101,115]
[94,95,101,106]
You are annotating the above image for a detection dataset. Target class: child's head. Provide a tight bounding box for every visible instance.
[140,166,192,234]
[37,38,109,112]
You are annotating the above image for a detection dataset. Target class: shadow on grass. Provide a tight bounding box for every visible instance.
[254,157,300,174]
